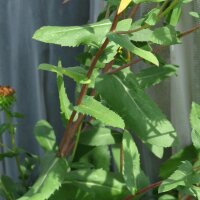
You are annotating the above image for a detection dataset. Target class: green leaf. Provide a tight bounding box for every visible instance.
[0,176,18,200]
[57,61,72,121]
[159,145,197,179]
[96,73,177,149]
[122,131,140,194]
[130,29,153,42]
[107,33,159,66]
[169,1,183,26]
[49,184,95,200]
[0,123,10,136]
[79,146,111,171]
[64,169,130,200]
[190,102,200,150]
[189,11,200,19]
[146,144,164,159]
[33,20,112,47]
[144,8,160,26]
[151,26,180,45]
[34,120,57,152]
[74,96,125,129]
[158,161,200,193]
[39,64,90,84]
[17,156,68,200]
[136,64,178,89]
[0,149,22,160]
[158,194,176,200]
[79,126,122,146]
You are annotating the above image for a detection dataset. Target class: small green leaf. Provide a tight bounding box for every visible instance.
[159,161,200,193]
[64,169,130,200]
[144,8,160,26]
[0,149,22,160]
[57,61,72,121]
[158,194,176,200]
[107,33,159,66]
[122,131,140,194]
[79,126,122,146]
[17,156,68,200]
[74,96,125,129]
[189,11,200,19]
[159,145,197,179]
[39,64,90,84]
[136,64,178,89]
[34,120,57,152]
[190,102,200,150]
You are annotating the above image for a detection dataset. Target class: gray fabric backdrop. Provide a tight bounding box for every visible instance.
[0,0,90,179]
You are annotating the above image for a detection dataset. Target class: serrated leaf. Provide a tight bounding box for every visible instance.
[96,73,177,149]
[39,64,90,84]
[122,131,140,194]
[33,20,112,47]
[57,61,72,121]
[107,33,159,66]
[158,161,200,193]
[151,26,180,45]
[49,184,95,200]
[136,64,178,89]
[79,126,122,146]
[159,145,197,178]
[34,120,57,152]
[190,102,200,150]
[117,0,132,14]
[74,96,125,129]
[17,156,68,200]
[64,169,130,200]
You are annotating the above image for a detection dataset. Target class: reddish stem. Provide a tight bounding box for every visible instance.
[124,181,162,200]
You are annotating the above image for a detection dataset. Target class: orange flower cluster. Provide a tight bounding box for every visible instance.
[0,86,15,97]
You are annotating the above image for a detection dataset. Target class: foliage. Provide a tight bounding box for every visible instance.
[0,0,200,199]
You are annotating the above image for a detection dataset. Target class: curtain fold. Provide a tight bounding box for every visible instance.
[0,0,90,180]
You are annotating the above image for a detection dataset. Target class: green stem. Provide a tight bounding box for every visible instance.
[5,111,26,184]
[70,123,82,162]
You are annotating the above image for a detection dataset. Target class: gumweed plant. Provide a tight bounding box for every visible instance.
[1,0,200,199]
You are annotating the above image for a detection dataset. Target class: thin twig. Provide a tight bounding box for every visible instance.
[179,23,200,38]
[124,181,162,200]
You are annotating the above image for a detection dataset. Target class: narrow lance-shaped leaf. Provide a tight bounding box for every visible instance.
[107,33,159,66]
[96,73,177,149]
[57,61,72,121]
[17,156,68,200]
[190,102,200,150]
[74,95,125,129]
[122,131,141,194]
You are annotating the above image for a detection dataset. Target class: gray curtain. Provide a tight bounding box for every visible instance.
[0,0,90,179]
